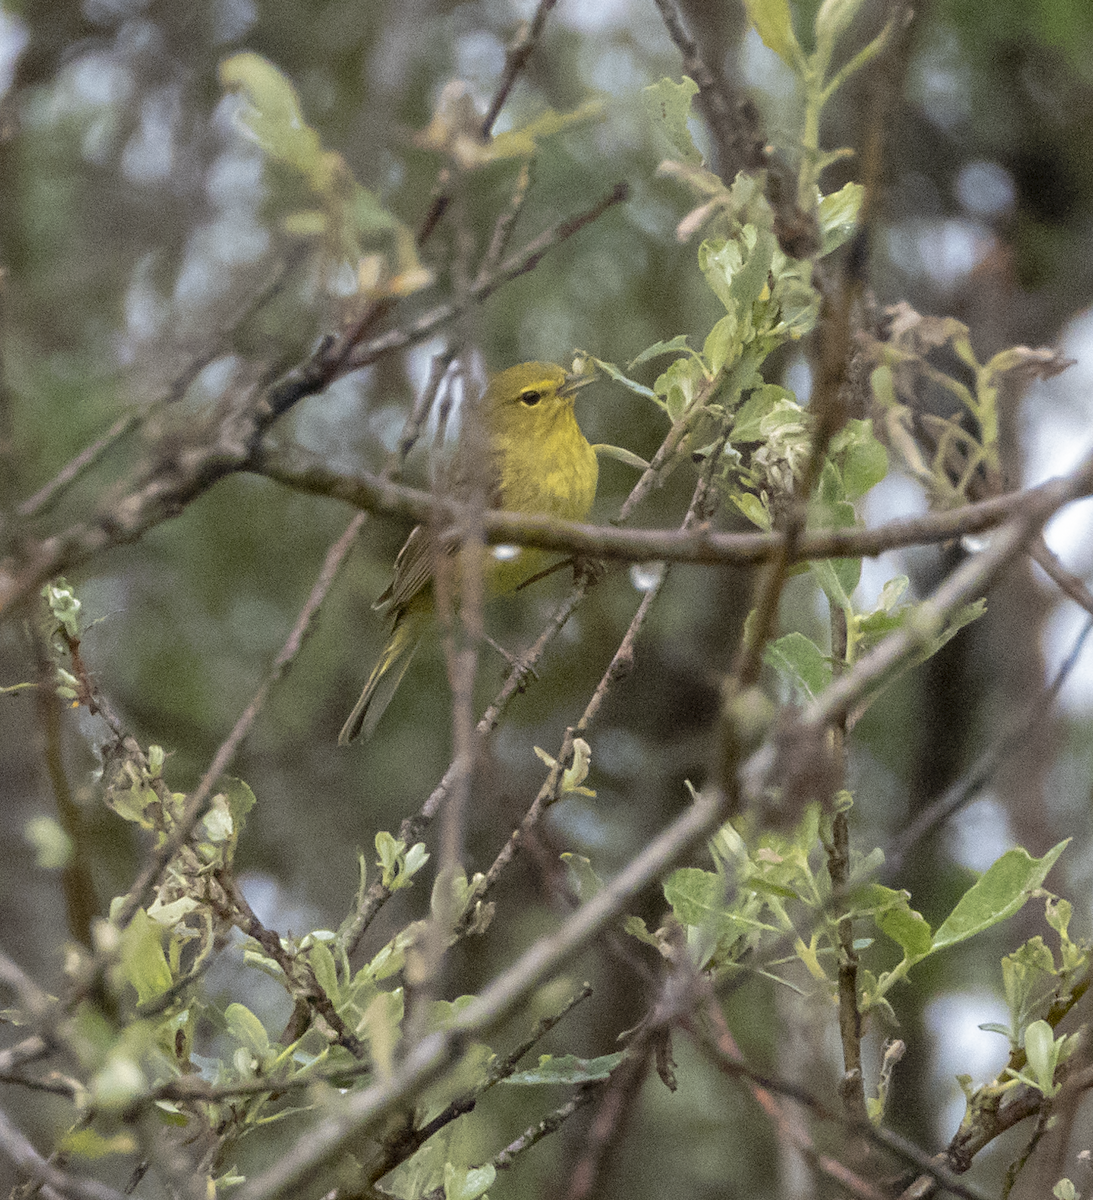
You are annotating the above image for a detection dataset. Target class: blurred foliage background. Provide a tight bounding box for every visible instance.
[3,0,1093,1196]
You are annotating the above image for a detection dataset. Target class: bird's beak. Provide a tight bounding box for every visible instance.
[559,371,595,399]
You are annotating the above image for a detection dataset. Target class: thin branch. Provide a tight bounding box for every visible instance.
[417,0,558,244]
[885,615,1093,875]
[481,0,559,135]
[650,0,816,256]
[0,186,629,624]
[364,982,593,1186]
[350,182,630,374]
[341,577,591,953]
[691,996,993,1200]
[782,451,1093,740]
[15,249,308,521]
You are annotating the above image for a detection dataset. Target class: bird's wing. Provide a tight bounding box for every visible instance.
[375,524,436,614]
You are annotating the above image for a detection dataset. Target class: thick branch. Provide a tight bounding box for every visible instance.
[255,448,1093,568]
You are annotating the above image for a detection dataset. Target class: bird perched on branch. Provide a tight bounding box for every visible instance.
[339,361,598,743]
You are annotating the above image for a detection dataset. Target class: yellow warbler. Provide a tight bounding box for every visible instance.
[339,361,598,743]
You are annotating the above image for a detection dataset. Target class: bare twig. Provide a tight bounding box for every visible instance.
[885,615,1093,874]
[16,250,307,521]
[650,0,816,256]
[0,187,629,624]
[417,0,558,245]
[481,0,559,135]
[783,451,1093,740]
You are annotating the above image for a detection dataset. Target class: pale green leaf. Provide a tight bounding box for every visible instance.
[742,0,802,67]
[503,1052,625,1086]
[118,909,173,1006]
[593,443,651,471]
[933,842,1069,953]
[764,632,832,702]
[225,1003,271,1057]
[641,77,703,166]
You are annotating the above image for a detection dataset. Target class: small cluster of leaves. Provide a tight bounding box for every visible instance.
[743,0,897,206]
[865,301,1073,508]
[632,802,1083,1122]
[220,53,430,301]
[219,53,602,308]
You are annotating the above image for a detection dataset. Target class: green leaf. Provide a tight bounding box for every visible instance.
[1001,937,1057,1039]
[764,632,833,702]
[704,313,740,375]
[623,915,662,948]
[870,890,934,960]
[118,909,173,1006]
[220,53,326,180]
[221,776,257,826]
[308,940,340,1003]
[561,853,604,902]
[732,385,796,442]
[587,356,661,403]
[808,540,859,610]
[444,1163,496,1200]
[742,0,802,67]
[641,77,703,166]
[24,816,72,869]
[491,99,603,159]
[630,336,693,367]
[834,419,888,499]
[732,492,771,530]
[818,181,865,255]
[1022,1019,1060,1095]
[503,1052,626,1086]
[663,868,726,926]
[699,229,777,320]
[225,1003,271,1057]
[655,355,706,421]
[932,842,1070,953]
[59,1127,139,1159]
[593,443,651,471]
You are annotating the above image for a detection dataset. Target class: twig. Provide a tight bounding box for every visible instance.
[216,871,368,1058]
[349,182,630,373]
[340,578,591,953]
[0,1035,50,1076]
[15,251,308,521]
[564,1048,651,1200]
[364,982,594,1186]
[0,187,629,624]
[417,0,558,245]
[481,0,559,135]
[785,451,1093,739]
[691,995,992,1200]
[885,615,1093,874]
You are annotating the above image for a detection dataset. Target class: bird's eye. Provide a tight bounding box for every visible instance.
[520,389,542,406]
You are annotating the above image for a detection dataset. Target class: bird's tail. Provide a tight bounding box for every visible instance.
[338,612,424,745]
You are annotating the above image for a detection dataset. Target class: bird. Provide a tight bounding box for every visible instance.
[338,361,598,743]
